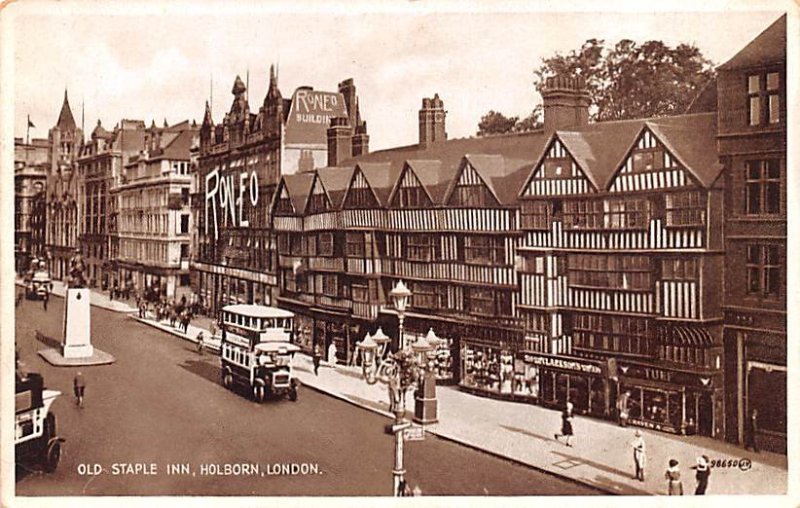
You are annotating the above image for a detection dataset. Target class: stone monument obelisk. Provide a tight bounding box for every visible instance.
[62,249,94,358]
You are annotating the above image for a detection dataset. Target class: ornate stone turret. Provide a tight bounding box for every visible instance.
[541,75,590,133]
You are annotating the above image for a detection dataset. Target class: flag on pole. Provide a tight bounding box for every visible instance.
[27,115,35,128]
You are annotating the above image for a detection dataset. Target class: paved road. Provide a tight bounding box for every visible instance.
[14,296,597,496]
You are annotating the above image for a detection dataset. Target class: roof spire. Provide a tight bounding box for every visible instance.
[56,88,78,131]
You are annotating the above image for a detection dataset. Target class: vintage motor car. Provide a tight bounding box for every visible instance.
[24,259,52,300]
[219,304,301,402]
[15,372,64,473]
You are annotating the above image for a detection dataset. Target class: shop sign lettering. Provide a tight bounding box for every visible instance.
[205,168,259,240]
[522,354,601,375]
[294,90,341,125]
[629,419,678,434]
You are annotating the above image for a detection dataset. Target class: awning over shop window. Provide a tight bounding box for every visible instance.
[658,325,713,347]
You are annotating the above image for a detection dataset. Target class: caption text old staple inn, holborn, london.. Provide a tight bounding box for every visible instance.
[13,15,786,453]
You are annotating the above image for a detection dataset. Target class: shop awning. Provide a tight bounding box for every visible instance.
[658,325,713,347]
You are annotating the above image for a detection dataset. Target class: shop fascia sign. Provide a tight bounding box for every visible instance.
[205,167,259,241]
[521,353,602,375]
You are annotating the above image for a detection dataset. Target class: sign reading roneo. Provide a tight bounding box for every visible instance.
[285,88,348,145]
[205,168,259,241]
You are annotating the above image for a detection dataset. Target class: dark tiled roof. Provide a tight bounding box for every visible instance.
[158,128,195,161]
[646,113,723,188]
[282,172,315,213]
[718,14,786,70]
[685,77,718,114]
[463,154,536,205]
[316,166,356,209]
[356,162,401,205]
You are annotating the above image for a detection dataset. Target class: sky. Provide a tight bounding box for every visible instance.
[6,1,788,152]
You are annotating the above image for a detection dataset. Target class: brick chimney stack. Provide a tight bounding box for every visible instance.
[327,116,353,167]
[419,94,446,149]
[541,75,590,133]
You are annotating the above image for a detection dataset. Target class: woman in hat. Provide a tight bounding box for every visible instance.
[664,459,684,495]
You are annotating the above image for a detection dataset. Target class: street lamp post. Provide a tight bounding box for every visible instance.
[389,280,411,350]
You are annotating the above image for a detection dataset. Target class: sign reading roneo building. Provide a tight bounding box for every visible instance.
[285,87,348,146]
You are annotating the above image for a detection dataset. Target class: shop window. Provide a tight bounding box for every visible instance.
[661,258,698,281]
[748,71,782,126]
[745,160,781,215]
[746,244,781,298]
[464,235,505,265]
[666,191,705,227]
[521,200,552,230]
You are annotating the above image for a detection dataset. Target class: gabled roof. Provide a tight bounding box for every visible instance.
[407,160,456,205]
[356,162,402,205]
[316,166,356,210]
[281,172,315,214]
[556,120,644,191]
[719,14,786,70]
[646,113,723,188]
[461,154,535,205]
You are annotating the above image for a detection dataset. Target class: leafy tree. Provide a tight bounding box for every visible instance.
[476,105,542,136]
[477,110,519,136]
[533,38,715,121]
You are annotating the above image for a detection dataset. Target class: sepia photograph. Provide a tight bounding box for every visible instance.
[1,0,795,505]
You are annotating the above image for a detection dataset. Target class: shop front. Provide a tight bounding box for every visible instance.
[617,361,721,437]
[398,316,457,385]
[193,262,276,316]
[519,352,609,417]
[458,326,527,400]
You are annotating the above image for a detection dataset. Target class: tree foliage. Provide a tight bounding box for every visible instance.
[477,106,542,137]
[533,38,715,121]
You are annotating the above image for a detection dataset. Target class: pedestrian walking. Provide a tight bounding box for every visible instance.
[328,342,338,369]
[617,390,631,427]
[665,459,684,495]
[631,429,646,481]
[744,408,759,452]
[554,401,574,447]
[313,343,323,375]
[196,331,205,354]
[42,287,49,311]
[690,455,711,495]
[73,371,86,407]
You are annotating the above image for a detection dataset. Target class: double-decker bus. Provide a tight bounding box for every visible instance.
[220,304,301,402]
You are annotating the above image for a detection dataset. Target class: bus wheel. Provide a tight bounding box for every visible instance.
[44,440,62,473]
[288,385,298,402]
[253,384,265,403]
[223,373,233,389]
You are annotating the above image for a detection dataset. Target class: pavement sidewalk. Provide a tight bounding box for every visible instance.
[19,280,788,495]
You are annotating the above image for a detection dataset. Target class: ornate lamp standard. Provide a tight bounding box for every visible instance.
[371,327,391,363]
[388,280,412,350]
[355,335,423,496]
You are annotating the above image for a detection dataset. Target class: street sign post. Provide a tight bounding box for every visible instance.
[403,424,425,442]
